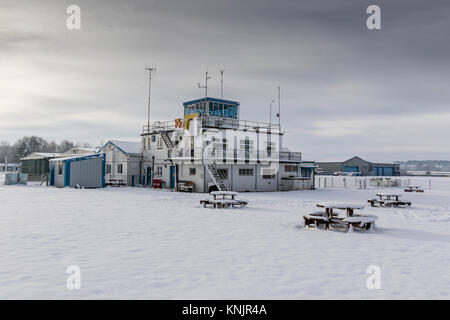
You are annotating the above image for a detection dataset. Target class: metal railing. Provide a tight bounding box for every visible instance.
[201,115,280,132]
[169,146,300,163]
[143,120,177,133]
[279,151,302,162]
[142,115,281,133]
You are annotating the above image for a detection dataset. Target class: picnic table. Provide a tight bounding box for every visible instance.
[200,191,248,208]
[304,202,377,232]
[368,193,412,207]
[178,181,195,192]
[404,185,424,193]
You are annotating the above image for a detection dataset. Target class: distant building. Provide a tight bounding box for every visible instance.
[62,147,98,156]
[19,148,98,182]
[98,140,141,186]
[49,153,105,188]
[20,152,63,181]
[0,163,20,172]
[317,156,400,176]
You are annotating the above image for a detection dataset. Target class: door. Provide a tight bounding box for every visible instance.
[344,166,359,173]
[146,166,152,186]
[383,167,394,176]
[170,165,176,188]
[49,167,55,186]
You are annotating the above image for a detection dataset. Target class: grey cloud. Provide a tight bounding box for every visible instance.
[0,0,449,160]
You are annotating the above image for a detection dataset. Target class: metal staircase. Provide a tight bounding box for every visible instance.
[203,142,230,191]
[155,121,174,149]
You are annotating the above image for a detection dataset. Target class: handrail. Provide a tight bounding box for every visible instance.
[142,115,281,133]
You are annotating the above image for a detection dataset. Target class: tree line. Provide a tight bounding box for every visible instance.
[0,136,95,163]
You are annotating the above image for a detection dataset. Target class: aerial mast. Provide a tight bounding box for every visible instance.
[269,99,275,129]
[198,71,211,99]
[219,69,225,99]
[276,85,281,132]
[145,65,156,133]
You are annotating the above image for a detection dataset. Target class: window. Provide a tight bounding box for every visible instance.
[151,135,156,142]
[266,142,275,155]
[118,164,123,174]
[142,138,146,150]
[224,104,229,116]
[285,165,298,173]
[239,168,254,176]
[262,168,276,179]
[58,163,63,175]
[189,168,196,175]
[106,164,111,174]
[156,166,163,176]
[157,137,163,148]
[240,139,254,150]
[301,168,312,178]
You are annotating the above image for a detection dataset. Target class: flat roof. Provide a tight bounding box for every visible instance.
[183,97,240,107]
[21,152,63,160]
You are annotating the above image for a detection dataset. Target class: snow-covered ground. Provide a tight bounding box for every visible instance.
[1,178,449,299]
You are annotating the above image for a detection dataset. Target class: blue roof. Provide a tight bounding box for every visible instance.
[183,97,240,107]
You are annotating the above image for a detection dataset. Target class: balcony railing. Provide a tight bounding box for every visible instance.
[142,116,280,133]
[201,115,280,132]
[143,120,177,134]
[279,151,302,162]
[168,147,301,163]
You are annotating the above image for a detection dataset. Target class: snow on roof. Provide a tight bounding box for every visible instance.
[49,153,100,162]
[67,147,99,153]
[101,140,141,155]
[20,152,63,160]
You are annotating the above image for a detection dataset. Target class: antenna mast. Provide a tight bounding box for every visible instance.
[219,69,225,99]
[269,99,275,129]
[277,85,281,132]
[145,65,156,133]
[198,71,211,99]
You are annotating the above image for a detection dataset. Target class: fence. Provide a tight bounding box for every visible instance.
[315,175,437,190]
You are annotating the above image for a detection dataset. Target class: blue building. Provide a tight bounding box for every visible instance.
[49,153,105,188]
[317,156,400,176]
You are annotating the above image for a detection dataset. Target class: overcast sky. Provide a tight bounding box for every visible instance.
[1,0,449,161]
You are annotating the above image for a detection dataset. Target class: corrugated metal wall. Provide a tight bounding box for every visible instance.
[69,157,103,188]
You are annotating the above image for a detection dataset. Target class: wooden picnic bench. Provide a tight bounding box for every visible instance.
[368,193,412,207]
[178,181,195,192]
[304,202,377,232]
[200,191,248,208]
[404,185,424,193]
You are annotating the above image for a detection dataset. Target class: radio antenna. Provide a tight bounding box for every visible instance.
[198,70,211,99]
[145,65,156,133]
[219,69,225,99]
